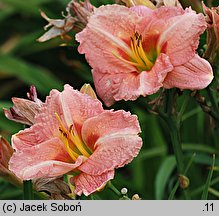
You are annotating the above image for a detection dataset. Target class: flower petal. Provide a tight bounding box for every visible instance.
[79,133,142,175]
[135,6,185,36]
[130,5,153,17]
[112,53,173,101]
[158,9,207,66]
[92,69,116,107]
[73,170,114,196]
[78,111,142,175]
[93,53,173,106]
[163,54,214,89]
[76,5,141,73]
[81,110,141,150]
[154,5,184,21]
[80,110,142,175]
[9,138,83,180]
[59,85,103,131]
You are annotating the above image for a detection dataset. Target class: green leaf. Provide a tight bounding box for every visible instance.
[208,187,219,198]
[0,112,23,138]
[201,154,215,200]
[182,107,202,122]
[155,156,176,199]
[1,0,53,16]
[194,154,219,166]
[191,177,219,198]
[0,101,12,109]
[0,179,22,199]
[0,189,22,199]
[182,143,217,154]
[0,55,62,94]
[136,146,167,161]
[11,31,74,56]
[0,102,21,137]
[89,194,102,200]
[90,0,114,7]
[0,7,15,22]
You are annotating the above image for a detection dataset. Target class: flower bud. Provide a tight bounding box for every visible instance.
[132,194,142,200]
[178,175,190,189]
[0,136,13,169]
[153,0,181,7]
[37,10,77,42]
[4,86,42,125]
[34,177,72,200]
[27,85,43,106]
[120,0,156,9]
[69,0,95,26]
[121,187,128,195]
[38,0,95,42]
[0,136,22,187]
[119,0,181,8]
[80,84,97,99]
[202,3,219,63]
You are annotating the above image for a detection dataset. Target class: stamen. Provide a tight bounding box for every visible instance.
[60,131,78,161]
[113,31,156,72]
[55,112,91,161]
[130,37,145,67]
[112,51,141,67]
[55,112,66,133]
[68,126,91,158]
[137,37,153,68]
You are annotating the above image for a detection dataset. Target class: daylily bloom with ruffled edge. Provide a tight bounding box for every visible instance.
[9,85,142,196]
[76,5,213,106]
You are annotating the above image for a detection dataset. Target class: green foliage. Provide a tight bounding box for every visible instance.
[155,156,176,199]
[0,55,62,93]
[201,155,215,200]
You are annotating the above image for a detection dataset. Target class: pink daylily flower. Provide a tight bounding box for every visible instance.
[9,85,142,196]
[76,5,213,106]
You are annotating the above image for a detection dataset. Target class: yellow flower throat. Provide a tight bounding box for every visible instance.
[113,32,156,72]
[55,113,91,161]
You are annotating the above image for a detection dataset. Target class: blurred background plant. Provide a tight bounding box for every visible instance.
[0,0,219,200]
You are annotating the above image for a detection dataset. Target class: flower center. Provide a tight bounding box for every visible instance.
[113,32,159,72]
[55,113,92,161]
